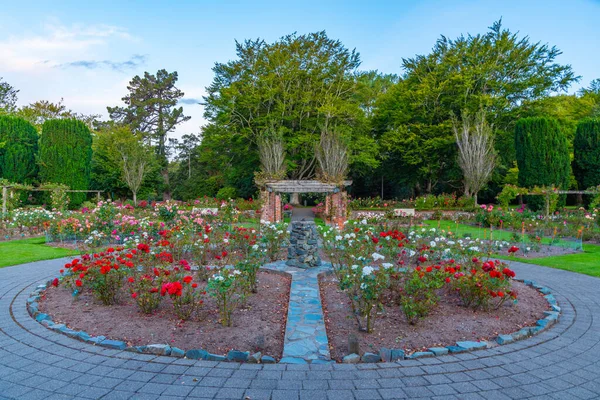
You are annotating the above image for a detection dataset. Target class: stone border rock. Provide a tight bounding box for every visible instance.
[27,279,279,364]
[339,279,561,363]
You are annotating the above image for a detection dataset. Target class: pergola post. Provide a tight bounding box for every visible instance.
[2,186,7,215]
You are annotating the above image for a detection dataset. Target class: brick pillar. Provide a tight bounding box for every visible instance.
[275,194,282,222]
[260,190,277,223]
[330,191,348,230]
[325,194,331,223]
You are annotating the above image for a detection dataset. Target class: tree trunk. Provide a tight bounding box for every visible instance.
[473,193,478,206]
[162,168,171,200]
[290,193,301,205]
[133,191,137,206]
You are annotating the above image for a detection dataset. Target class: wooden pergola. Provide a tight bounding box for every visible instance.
[261,180,352,227]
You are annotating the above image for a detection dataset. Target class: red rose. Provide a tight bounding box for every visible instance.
[52,278,59,287]
[131,292,138,299]
[128,277,135,283]
[445,277,451,283]
[192,283,198,288]
[75,279,83,287]
[183,276,193,284]
[426,266,433,273]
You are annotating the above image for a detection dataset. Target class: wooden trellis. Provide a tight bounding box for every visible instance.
[1,186,104,214]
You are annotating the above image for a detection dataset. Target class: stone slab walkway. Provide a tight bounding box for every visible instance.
[0,257,599,399]
[264,261,331,363]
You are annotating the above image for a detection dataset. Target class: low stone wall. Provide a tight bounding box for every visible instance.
[286,221,321,269]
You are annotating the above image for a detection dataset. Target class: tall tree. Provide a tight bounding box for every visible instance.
[453,111,496,204]
[0,116,38,183]
[39,119,93,207]
[169,133,201,179]
[108,70,190,199]
[372,20,578,197]
[0,78,19,114]
[204,32,373,183]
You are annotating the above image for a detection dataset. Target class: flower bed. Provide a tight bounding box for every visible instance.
[319,221,559,362]
[320,274,552,361]
[36,269,290,361]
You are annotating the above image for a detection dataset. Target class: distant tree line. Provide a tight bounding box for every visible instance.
[2,20,600,208]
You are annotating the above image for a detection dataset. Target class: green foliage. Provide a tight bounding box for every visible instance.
[515,117,570,210]
[0,78,19,114]
[108,70,189,199]
[399,268,446,325]
[573,119,600,191]
[39,119,93,207]
[372,20,577,197]
[0,116,38,184]
[497,184,522,209]
[216,186,238,200]
[40,183,70,211]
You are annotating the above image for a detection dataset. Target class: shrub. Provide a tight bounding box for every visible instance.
[338,264,391,333]
[63,251,127,305]
[449,258,517,310]
[216,186,238,200]
[39,119,93,207]
[399,266,446,325]
[207,268,244,326]
[515,117,570,211]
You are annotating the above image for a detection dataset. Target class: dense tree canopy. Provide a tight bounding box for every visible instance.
[202,31,379,188]
[371,20,579,199]
[573,118,600,191]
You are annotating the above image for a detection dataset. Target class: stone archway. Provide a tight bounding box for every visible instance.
[260,180,351,228]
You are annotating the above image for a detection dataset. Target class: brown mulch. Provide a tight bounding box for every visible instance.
[319,274,550,361]
[39,270,290,359]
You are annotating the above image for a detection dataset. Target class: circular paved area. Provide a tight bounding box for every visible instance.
[0,258,599,400]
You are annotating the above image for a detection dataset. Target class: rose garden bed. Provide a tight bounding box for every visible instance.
[320,273,551,361]
[39,269,291,360]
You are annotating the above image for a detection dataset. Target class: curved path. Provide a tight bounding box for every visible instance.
[0,258,599,399]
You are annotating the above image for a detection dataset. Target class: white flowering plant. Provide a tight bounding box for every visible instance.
[260,221,289,261]
[207,268,244,326]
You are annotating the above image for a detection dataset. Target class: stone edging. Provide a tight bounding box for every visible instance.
[26,278,279,364]
[338,279,561,363]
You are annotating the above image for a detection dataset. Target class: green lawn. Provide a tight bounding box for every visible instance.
[0,237,78,268]
[495,243,600,277]
[419,220,600,277]
[421,219,577,247]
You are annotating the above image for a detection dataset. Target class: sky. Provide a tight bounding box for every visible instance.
[1,0,599,139]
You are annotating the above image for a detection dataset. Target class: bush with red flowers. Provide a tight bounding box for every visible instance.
[448,258,517,310]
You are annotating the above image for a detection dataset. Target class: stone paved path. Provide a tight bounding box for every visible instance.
[0,257,600,399]
[290,207,315,222]
[264,261,331,363]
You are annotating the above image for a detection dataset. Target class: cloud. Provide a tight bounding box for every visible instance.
[179,98,201,105]
[55,54,147,71]
[0,21,137,72]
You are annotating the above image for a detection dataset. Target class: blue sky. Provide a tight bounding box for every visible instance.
[1,0,599,138]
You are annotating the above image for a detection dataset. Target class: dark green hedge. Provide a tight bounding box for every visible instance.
[573,118,600,191]
[0,115,39,183]
[39,119,93,207]
[515,117,570,210]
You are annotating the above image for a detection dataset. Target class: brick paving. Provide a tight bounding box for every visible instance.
[0,257,599,399]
